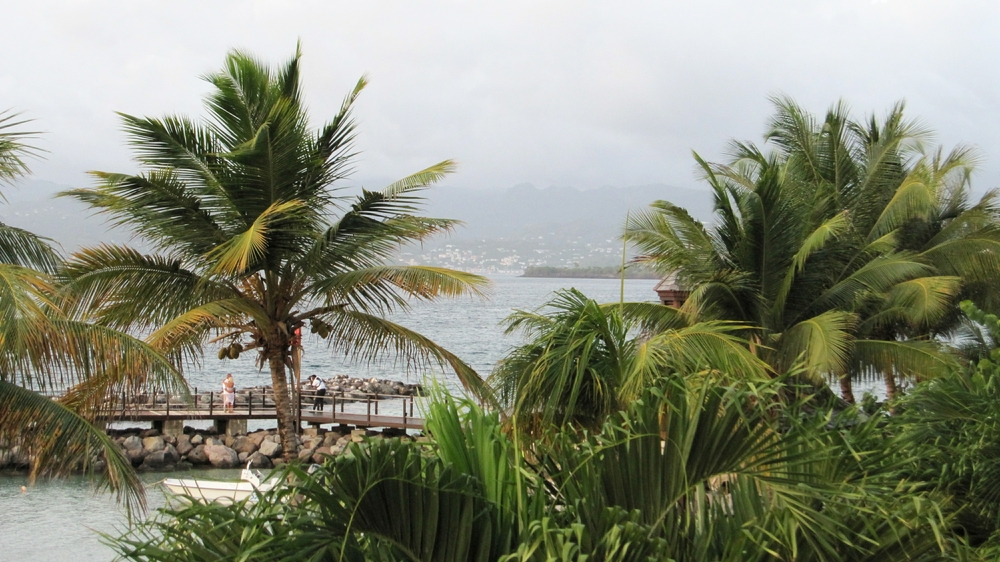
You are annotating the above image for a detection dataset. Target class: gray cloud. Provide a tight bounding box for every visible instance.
[2,0,998,193]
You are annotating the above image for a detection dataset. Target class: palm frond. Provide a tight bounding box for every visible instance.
[307,265,487,316]
[0,109,41,185]
[0,380,145,515]
[319,307,494,407]
[850,339,959,383]
[205,199,305,275]
[0,222,60,273]
[625,321,769,400]
[58,245,234,330]
[884,276,962,330]
[777,310,856,378]
[772,210,850,316]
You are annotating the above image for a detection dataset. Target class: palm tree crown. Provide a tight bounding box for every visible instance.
[627,98,1000,401]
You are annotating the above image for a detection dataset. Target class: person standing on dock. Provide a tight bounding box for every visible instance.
[222,373,236,413]
[308,375,327,412]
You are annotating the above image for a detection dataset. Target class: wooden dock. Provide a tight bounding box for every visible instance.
[96,389,424,431]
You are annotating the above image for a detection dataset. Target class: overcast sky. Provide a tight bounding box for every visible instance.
[3,0,999,194]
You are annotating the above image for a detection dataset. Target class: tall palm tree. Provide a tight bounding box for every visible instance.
[626,98,997,402]
[0,110,182,513]
[59,48,489,460]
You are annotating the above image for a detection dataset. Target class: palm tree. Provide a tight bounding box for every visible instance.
[0,110,182,513]
[489,288,768,431]
[767,98,1000,399]
[626,98,996,402]
[59,48,489,460]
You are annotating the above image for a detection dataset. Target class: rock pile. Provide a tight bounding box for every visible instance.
[307,375,423,399]
[0,425,417,473]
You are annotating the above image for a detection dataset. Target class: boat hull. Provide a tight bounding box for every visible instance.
[162,478,260,504]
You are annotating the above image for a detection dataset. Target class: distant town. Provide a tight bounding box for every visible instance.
[398,235,634,275]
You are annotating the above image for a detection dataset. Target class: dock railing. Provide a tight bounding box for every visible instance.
[41,385,421,430]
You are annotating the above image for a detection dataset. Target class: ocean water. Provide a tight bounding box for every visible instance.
[0,276,658,562]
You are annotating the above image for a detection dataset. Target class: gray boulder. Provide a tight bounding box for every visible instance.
[9,446,30,467]
[231,436,257,454]
[247,452,273,469]
[204,444,239,468]
[258,439,282,458]
[122,435,143,452]
[141,444,179,471]
[311,446,333,464]
[162,444,180,464]
[175,435,193,456]
[186,444,209,465]
[247,431,269,447]
[142,436,166,454]
[123,436,147,464]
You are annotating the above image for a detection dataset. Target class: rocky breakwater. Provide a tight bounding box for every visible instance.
[309,375,424,399]
[0,426,420,474]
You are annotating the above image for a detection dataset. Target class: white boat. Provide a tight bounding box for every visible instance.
[162,461,280,504]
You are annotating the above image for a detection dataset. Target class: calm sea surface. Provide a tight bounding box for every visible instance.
[0,276,658,562]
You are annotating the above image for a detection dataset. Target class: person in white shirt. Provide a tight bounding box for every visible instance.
[308,375,327,412]
[222,373,236,413]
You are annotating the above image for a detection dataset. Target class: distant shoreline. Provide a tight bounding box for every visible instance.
[520,266,661,280]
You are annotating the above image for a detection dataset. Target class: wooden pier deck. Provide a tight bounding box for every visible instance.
[98,389,424,431]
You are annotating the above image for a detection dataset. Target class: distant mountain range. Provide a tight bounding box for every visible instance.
[0,179,715,272]
[420,182,714,242]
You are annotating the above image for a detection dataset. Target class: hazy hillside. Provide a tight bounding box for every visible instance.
[0,179,136,253]
[408,183,714,272]
[422,183,713,242]
[0,179,714,272]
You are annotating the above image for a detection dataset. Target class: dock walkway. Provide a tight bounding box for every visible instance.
[95,388,424,431]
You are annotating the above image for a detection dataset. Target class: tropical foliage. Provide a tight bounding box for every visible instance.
[112,375,965,561]
[626,97,1000,402]
[883,301,1000,554]
[489,288,768,431]
[0,110,183,513]
[58,48,489,460]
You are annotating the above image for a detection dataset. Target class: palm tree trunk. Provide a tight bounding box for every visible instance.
[268,354,298,462]
[883,370,899,402]
[839,375,856,404]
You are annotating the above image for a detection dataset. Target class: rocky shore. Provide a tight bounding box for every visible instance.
[0,424,418,473]
[0,375,425,473]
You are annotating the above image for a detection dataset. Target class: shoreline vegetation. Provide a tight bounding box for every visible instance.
[521,265,661,279]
